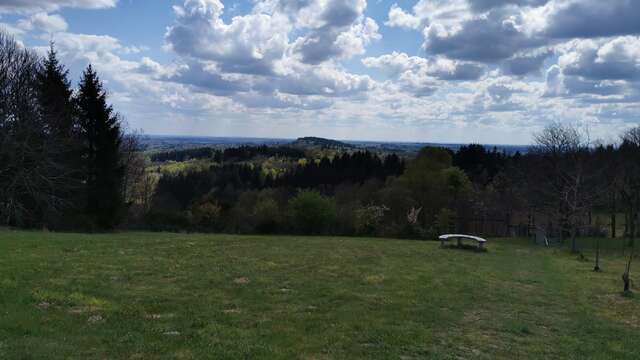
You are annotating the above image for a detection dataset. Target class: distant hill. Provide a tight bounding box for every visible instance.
[290,137,355,149]
[140,135,529,155]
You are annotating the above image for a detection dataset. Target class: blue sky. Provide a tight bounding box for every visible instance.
[1,0,639,144]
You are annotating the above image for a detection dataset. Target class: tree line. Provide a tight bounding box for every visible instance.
[0,32,135,230]
[145,122,640,249]
[151,151,405,223]
[2,29,639,249]
[150,145,307,163]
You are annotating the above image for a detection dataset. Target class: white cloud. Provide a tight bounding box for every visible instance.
[385,4,421,30]
[18,12,68,33]
[161,0,379,109]
[289,0,380,64]
[165,0,290,75]
[0,0,116,13]
[363,51,485,84]
[4,0,639,142]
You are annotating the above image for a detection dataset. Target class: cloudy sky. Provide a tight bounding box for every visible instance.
[1,0,639,144]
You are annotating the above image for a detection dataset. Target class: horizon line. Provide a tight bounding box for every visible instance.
[138,133,533,147]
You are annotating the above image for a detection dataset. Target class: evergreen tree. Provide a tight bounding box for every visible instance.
[38,43,76,139]
[76,65,125,229]
[36,43,82,226]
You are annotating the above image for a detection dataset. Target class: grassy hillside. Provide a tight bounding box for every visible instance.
[0,231,639,359]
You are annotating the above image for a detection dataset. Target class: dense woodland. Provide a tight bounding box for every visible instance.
[2,31,640,254]
[150,145,306,163]
[0,32,133,231]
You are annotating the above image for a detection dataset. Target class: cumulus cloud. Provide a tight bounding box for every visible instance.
[160,0,380,109]
[5,0,640,139]
[385,4,421,30]
[53,32,124,58]
[423,9,546,63]
[388,0,640,68]
[502,49,552,76]
[162,61,250,96]
[0,0,116,13]
[17,12,68,33]
[290,0,380,64]
[363,51,485,82]
[165,0,290,75]
[362,51,484,98]
[234,92,332,110]
[268,61,374,97]
[467,0,550,13]
[558,37,640,81]
[545,0,640,39]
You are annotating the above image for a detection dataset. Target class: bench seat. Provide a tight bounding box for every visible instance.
[439,234,487,249]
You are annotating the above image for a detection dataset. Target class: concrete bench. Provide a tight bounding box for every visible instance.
[439,234,487,249]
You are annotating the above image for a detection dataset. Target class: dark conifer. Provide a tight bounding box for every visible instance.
[76,65,125,229]
[36,43,82,226]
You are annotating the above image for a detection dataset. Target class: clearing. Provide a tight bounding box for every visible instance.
[0,231,639,359]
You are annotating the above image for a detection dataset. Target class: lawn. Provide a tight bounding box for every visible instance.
[0,231,639,359]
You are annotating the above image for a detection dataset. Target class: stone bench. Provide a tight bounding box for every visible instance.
[439,234,487,250]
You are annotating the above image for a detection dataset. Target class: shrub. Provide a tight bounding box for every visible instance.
[254,197,281,234]
[355,204,389,235]
[144,210,191,232]
[191,199,222,231]
[435,208,456,234]
[288,190,336,235]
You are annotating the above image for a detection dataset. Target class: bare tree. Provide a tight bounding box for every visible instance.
[616,126,640,293]
[0,31,65,227]
[531,122,598,253]
[119,131,157,221]
[619,127,640,246]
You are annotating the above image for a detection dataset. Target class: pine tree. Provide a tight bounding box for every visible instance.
[36,43,82,227]
[76,65,125,230]
[38,43,76,139]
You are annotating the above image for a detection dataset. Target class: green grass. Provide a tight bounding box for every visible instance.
[1,231,639,359]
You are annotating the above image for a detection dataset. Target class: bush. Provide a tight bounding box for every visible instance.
[435,208,456,234]
[355,204,389,235]
[288,190,336,235]
[144,210,191,232]
[254,197,281,234]
[190,199,223,231]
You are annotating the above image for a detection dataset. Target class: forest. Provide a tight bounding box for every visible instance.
[2,30,640,253]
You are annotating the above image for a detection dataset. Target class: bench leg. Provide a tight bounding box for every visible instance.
[457,238,462,247]
[440,240,445,248]
[478,242,484,250]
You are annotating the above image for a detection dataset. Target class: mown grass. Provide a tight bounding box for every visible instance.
[1,231,639,359]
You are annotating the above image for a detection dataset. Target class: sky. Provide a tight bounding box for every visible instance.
[1,0,639,144]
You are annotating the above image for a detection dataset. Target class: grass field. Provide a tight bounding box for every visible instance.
[1,231,639,359]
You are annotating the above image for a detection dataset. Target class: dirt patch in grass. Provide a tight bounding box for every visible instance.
[364,274,385,285]
[597,294,640,328]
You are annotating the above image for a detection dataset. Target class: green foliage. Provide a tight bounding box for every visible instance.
[190,198,222,230]
[253,196,281,234]
[391,147,471,230]
[355,204,389,235]
[435,208,456,234]
[288,190,337,235]
[143,210,191,232]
